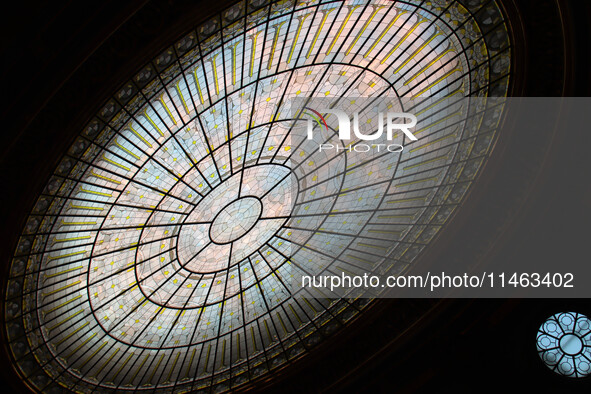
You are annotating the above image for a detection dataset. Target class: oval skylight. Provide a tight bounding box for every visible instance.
[4,0,511,392]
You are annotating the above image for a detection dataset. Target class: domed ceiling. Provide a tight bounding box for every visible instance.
[4,0,511,392]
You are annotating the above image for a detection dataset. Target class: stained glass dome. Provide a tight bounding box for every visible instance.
[4,0,511,392]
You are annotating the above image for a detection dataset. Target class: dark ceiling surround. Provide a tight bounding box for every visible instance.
[1,1,590,393]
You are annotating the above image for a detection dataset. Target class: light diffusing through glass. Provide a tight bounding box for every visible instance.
[5,0,511,392]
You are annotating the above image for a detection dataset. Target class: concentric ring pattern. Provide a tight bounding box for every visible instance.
[4,0,511,392]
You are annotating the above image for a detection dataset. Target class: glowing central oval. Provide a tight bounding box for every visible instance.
[209,197,262,244]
